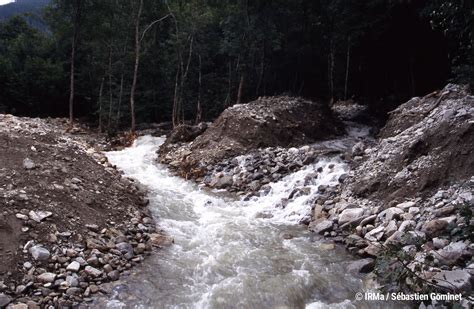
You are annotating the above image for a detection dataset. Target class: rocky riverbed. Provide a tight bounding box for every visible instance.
[0,115,172,308]
[158,85,473,306]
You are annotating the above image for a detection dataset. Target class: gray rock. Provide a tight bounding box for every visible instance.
[116,242,134,256]
[29,245,50,261]
[28,210,52,223]
[66,287,82,296]
[431,270,472,292]
[385,220,398,237]
[309,220,333,234]
[65,275,79,287]
[0,293,11,307]
[436,241,470,266]
[364,225,384,242]
[422,220,448,237]
[66,261,81,272]
[338,208,364,226]
[396,201,415,209]
[23,158,36,170]
[347,258,375,273]
[209,174,233,188]
[37,272,56,283]
[377,207,404,222]
[432,237,449,249]
[107,270,120,281]
[84,266,103,277]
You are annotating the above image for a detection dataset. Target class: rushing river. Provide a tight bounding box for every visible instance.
[100,135,393,309]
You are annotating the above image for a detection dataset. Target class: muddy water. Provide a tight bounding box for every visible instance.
[100,135,393,309]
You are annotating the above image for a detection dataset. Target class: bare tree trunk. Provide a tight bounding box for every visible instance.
[98,77,105,133]
[256,44,265,96]
[116,73,124,129]
[236,73,245,104]
[344,36,351,100]
[129,0,143,138]
[329,39,335,104]
[68,39,76,130]
[195,54,202,124]
[172,64,180,127]
[68,0,83,130]
[107,48,113,131]
[224,60,232,106]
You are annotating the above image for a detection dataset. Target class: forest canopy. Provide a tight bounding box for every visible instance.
[0,0,472,133]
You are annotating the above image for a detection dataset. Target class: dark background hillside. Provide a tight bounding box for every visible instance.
[0,0,472,133]
[0,0,50,30]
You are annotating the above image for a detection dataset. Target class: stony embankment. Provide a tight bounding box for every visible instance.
[159,96,345,179]
[158,85,473,304]
[310,84,473,302]
[0,115,171,308]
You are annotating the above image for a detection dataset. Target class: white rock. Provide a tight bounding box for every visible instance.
[37,272,56,283]
[29,245,50,261]
[338,208,365,225]
[365,225,384,242]
[66,261,81,272]
[396,201,415,209]
[28,210,52,223]
[85,266,102,277]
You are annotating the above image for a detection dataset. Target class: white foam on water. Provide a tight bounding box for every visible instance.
[102,135,391,308]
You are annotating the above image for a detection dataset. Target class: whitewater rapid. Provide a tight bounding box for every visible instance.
[99,135,386,308]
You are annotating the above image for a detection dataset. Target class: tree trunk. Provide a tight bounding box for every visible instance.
[330,41,335,104]
[116,73,124,129]
[68,38,76,130]
[98,77,105,133]
[224,60,232,106]
[256,44,265,96]
[195,54,202,124]
[236,73,245,104]
[129,0,143,138]
[344,36,351,100]
[107,48,113,131]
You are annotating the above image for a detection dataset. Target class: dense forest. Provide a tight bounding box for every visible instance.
[0,0,472,134]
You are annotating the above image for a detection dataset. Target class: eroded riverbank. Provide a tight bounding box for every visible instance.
[96,135,400,308]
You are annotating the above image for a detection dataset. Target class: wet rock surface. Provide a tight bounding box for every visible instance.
[308,84,474,299]
[0,115,171,307]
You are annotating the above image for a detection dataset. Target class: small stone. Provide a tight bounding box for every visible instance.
[107,270,120,281]
[15,213,29,220]
[377,207,404,222]
[28,210,52,223]
[0,293,11,307]
[23,262,33,269]
[338,208,365,226]
[148,233,174,247]
[29,245,50,261]
[66,287,82,296]
[89,285,99,294]
[422,220,448,237]
[84,266,102,277]
[347,258,375,273]
[431,270,472,292]
[396,201,415,209]
[66,261,80,272]
[37,272,56,283]
[308,220,333,234]
[23,158,36,170]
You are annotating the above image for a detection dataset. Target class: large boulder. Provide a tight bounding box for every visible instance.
[160,96,343,178]
[346,84,474,202]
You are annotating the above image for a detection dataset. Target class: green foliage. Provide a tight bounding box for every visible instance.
[0,0,472,130]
